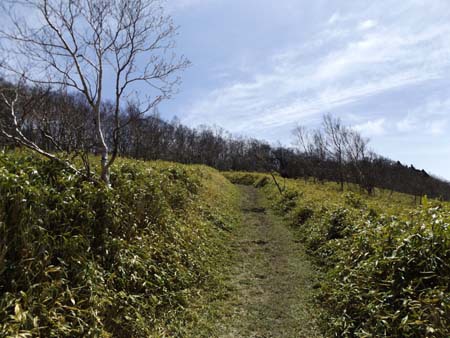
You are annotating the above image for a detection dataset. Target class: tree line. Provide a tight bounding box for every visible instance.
[1,80,449,200]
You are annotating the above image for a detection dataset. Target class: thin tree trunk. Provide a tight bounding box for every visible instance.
[271,172,284,196]
[96,108,110,186]
[100,149,110,185]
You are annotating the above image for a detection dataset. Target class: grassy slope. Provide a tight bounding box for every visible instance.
[0,151,239,337]
[225,171,450,337]
[3,152,449,337]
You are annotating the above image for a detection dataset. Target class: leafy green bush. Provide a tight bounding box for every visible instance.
[343,192,366,209]
[274,189,301,213]
[0,152,238,337]
[292,206,314,227]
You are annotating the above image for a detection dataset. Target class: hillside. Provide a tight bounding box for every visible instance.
[2,152,450,337]
[225,171,450,337]
[0,151,239,337]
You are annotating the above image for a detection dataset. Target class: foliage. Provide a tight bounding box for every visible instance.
[0,151,239,337]
[255,173,450,337]
[254,176,270,188]
[222,171,268,186]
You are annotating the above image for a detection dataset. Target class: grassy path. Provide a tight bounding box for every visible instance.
[218,185,322,338]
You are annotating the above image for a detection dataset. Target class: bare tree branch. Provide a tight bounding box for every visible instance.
[0,0,189,185]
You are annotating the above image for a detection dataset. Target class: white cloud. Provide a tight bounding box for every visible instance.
[353,118,386,136]
[428,119,448,135]
[328,12,342,25]
[396,97,450,135]
[358,19,377,30]
[396,115,418,132]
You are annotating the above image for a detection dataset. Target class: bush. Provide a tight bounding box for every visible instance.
[222,171,261,185]
[276,189,301,213]
[343,192,366,209]
[326,208,350,240]
[254,176,270,188]
[292,206,314,227]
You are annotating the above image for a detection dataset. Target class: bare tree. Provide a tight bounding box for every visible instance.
[293,124,312,155]
[0,0,189,185]
[343,128,375,194]
[322,114,348,191]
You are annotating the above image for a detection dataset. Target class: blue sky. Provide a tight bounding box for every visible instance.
[156,0,450,180]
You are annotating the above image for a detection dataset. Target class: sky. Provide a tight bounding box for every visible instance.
[2,0,449,179]
[154,0,450,180]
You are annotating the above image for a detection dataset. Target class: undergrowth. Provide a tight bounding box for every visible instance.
[0,151,239,337]
[225,171,450,337]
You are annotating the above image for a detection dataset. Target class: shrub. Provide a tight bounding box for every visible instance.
[292,206,314,227]
[326,208,350,240]
[276,189,301,213]
[254,176,270,188]
[222,171,261,185]
[343,192,366,209]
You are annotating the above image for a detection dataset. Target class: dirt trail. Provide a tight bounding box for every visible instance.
[220,185,322,338]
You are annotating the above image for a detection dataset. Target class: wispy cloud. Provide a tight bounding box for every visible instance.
[166,0,220,12]
[353,118,386,136]
[328,12,342,25]
[358,19,377,30]
[428,119,448,135]
[183,0,450,140]
[396,96,450,135]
